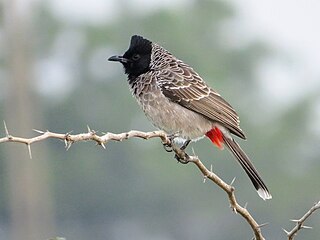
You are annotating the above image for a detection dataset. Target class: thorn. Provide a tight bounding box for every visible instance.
[191,147,196,156]
[87,125,96,135]
[301,225,312,229]
[203,165,213,183]
[230,177,236,186]
[3,121,10,137]
[33,129,45,134]
[64,135,73,150]
[290,219,300,223]
[244,202,248,209]
[258,222,269,228]
[66,130,73,135]
[210,164,213,172]
[27,144,32,159]
[64,131,73,149]
[233,207,237,214]
[66,141,73,151]
[95,141,106,149]
[282,228,290,235]
[230,205,237,214]
[203,175,207,183]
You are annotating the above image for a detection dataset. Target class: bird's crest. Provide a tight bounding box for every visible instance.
[128,35,152,53]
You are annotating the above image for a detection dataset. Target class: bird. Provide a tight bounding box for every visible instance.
[108,35,272,200]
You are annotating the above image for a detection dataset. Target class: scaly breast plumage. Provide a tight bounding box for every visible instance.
[129,73,213,140]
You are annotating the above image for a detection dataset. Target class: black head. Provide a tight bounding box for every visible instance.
[108,35,152,79]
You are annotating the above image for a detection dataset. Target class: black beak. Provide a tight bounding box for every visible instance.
[108,55,130,63]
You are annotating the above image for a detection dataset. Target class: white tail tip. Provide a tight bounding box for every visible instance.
[257,188,272,200]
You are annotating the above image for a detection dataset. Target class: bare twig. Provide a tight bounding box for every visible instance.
[284,201,320,240]
[0,124,266,239]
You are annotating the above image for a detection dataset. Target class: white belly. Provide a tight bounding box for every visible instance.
[136,90,214,141]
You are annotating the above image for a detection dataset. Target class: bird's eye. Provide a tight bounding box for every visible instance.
[132,54,141,61]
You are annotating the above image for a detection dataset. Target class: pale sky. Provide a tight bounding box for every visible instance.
[230,0,320,107]
[46,0,320,127]
[48,0,320,98]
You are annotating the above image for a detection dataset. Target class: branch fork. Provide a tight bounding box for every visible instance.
[284,200,320,240]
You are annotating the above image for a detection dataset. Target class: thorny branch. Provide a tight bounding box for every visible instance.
[0,121,266,239]
[0,121,168,159]
[171,144,266,240]
[3,122,319,239]
[283,200,320,240]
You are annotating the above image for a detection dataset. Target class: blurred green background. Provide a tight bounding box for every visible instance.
[1,0,320,239]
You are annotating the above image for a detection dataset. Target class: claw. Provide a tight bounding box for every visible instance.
[174,153,189,164]
[163,143,173,152]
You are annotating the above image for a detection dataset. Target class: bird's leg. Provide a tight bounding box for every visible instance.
[180,139,191,151]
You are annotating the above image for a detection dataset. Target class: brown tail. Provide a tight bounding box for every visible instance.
[222,135,272,200]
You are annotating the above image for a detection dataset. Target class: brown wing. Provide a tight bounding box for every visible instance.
[157,60,246,139]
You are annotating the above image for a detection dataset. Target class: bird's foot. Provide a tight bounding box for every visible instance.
[174,141,191,164]
[163,132,180,152]
[163,142,173,152]
[174,152,189,164]
[174,151,189,164]
[164,132,191,164]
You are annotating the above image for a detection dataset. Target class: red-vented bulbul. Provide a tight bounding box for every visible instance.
[108,35,271,200]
